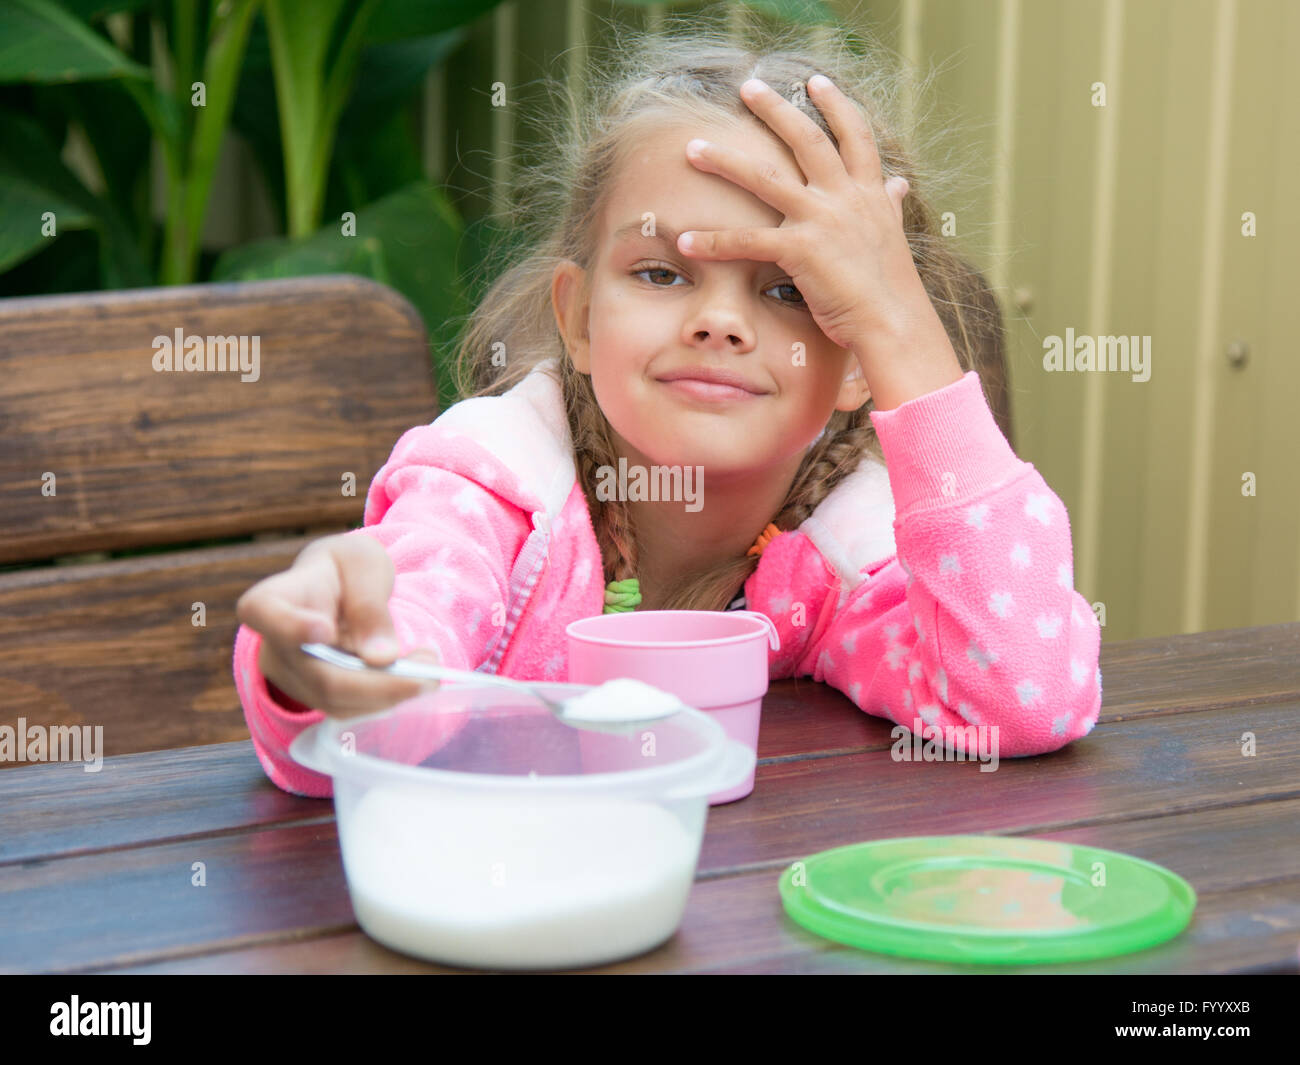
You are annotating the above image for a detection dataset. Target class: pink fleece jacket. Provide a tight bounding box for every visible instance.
[232,358,1102,797]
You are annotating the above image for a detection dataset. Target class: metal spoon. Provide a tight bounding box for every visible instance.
[298,643,684,734]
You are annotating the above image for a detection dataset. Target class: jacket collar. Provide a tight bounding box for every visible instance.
[431,357,576,523]
[432,356,896,581]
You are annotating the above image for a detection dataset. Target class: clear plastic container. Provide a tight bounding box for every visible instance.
[289,681,755,970]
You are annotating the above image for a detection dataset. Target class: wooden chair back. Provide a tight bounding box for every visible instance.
[0,275,438,762]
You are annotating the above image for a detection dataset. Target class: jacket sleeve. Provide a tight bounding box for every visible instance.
[798,370,1102,757]
[232,422,534,796]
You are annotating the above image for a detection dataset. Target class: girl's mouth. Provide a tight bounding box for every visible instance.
[658,378,767,403]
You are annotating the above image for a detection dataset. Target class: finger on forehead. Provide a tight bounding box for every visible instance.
[740,77,844,187]
[685,138,803,217]
[680,225,784,264]
[807,74,883,186]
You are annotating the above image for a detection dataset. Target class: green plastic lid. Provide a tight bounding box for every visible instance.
[778,835,1196,964]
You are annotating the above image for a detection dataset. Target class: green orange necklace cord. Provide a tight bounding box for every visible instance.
[602,522,784,614]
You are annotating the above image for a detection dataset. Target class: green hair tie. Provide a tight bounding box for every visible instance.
[603,577,641,613]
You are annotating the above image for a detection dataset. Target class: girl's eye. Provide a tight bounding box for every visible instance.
[632,263,685,287]
[764,280,806,307]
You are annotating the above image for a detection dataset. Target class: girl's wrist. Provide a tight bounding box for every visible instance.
[851,305,965,411]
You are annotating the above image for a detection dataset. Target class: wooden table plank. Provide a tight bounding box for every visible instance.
[7,667,1298,869]
[0,681,882,864]
[637,876,1300,975]
[0,819,354,974]
[3,702,1296,973]
[6,696,1293,871]
[97,877,1300,976]
[1090,620,1300,721]
[3,615,1292,794]
[3,615,1294,830]
[698,699,1300,874]
[622,798,1300,975]
[0,744,327,865]
[87,798,1300,974]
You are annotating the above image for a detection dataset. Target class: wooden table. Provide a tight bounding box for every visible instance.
[2,622,1298,975]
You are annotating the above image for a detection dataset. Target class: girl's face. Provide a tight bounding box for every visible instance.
[553,117,871,479]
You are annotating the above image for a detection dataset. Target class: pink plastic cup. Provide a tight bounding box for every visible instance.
[565,610,780,804]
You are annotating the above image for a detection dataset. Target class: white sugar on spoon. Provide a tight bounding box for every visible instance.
[299,643,686,732]
[558,677,685,724]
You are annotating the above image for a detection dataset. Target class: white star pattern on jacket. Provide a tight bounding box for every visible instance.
[745,444,1100,763]
[774,470,1102,764]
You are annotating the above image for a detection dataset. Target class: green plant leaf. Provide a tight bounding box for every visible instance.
[336,29,464,144]
[46,79,151,238]
[457,212,532,313]
[230,15,287,229]
[0,0,152,83]
[263,0,374,236]
[160,0,259,284]
[0,103,99,274]
[54,0,152,20]
[324,28,463,217]
[211,180,468,409]
[0,106,149,284]
[612,0,837,20]
[329,105,424,214]
[0,105,94,205]
[0,170,93,273]
[743,0,838,23]
[0,226,101,296]
[361,0,508,44]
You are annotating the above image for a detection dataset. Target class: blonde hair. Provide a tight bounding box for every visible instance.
[450,19,1004,613]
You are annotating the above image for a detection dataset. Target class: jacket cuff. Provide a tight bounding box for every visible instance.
[232,624,331,797]
[868,370,1024,518]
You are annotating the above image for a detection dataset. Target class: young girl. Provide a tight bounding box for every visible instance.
[234,27,1101,798]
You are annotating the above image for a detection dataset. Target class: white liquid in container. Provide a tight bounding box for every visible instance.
[341,785,701,970]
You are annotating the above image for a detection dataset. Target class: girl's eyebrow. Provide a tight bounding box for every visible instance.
[612,220,683,249]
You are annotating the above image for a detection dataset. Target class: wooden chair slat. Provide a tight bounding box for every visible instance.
[0,536,322,760]
[0,275,437,563]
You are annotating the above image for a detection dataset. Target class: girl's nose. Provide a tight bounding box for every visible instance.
[692,326,745,347]
[684,304,755,351]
